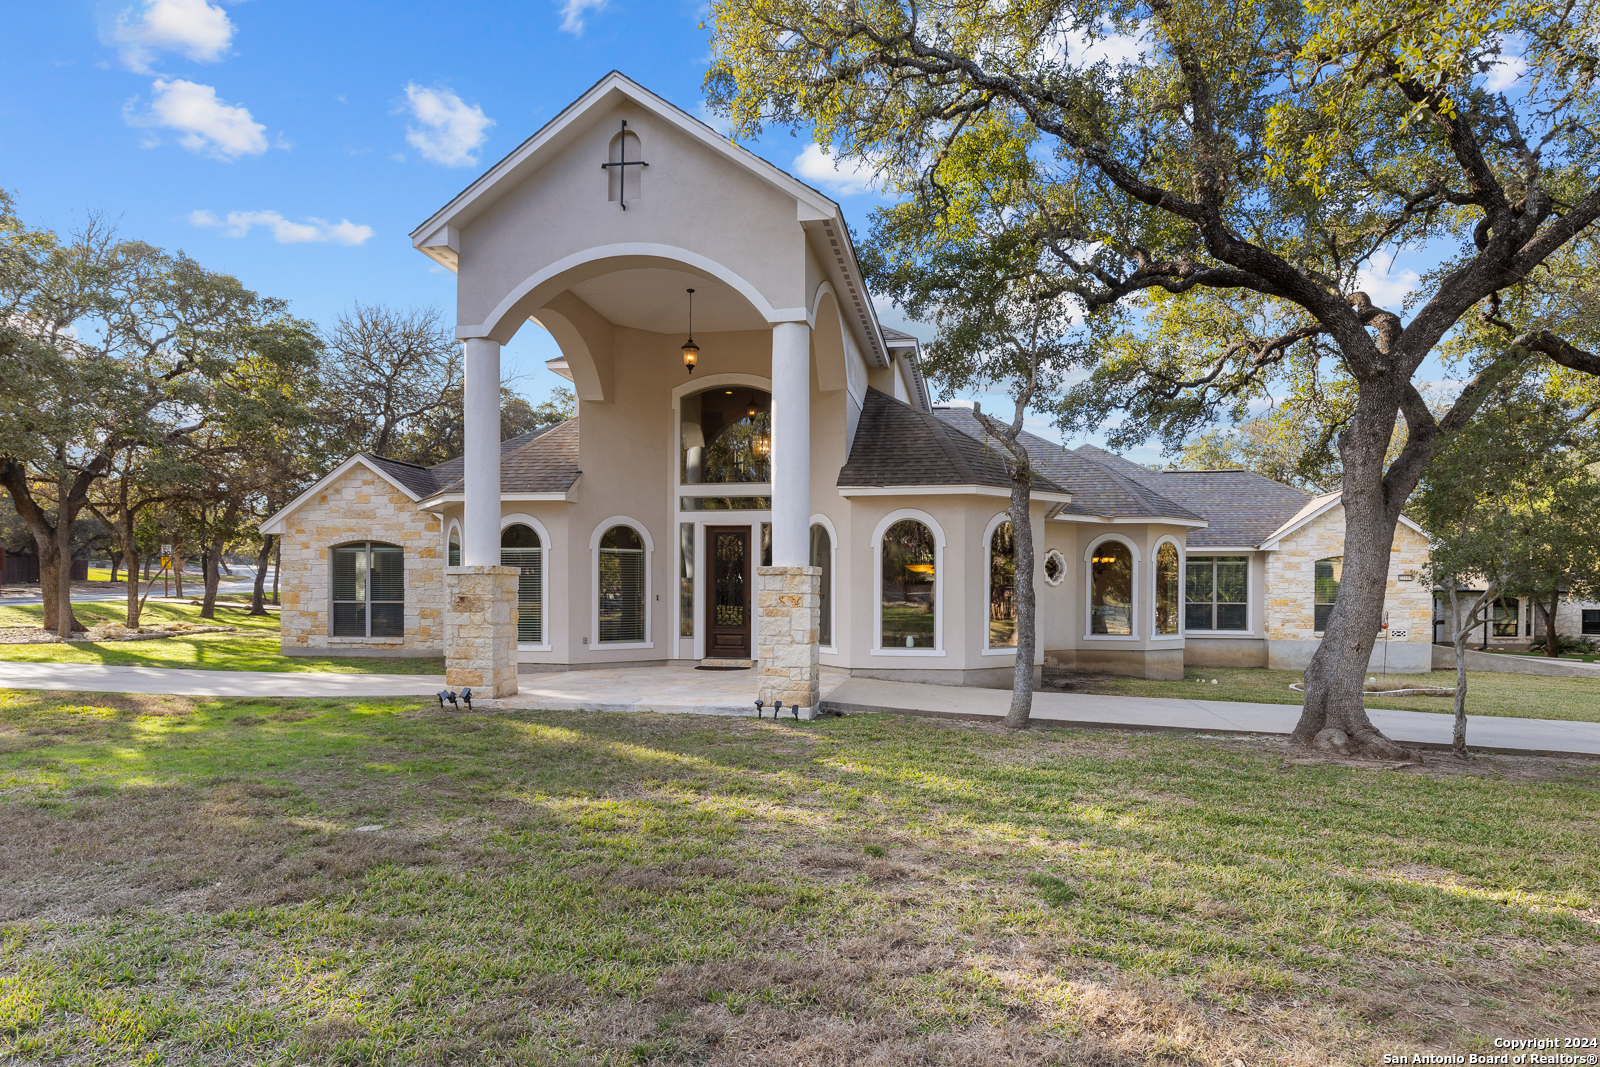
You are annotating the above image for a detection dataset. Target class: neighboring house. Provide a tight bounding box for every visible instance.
[1431,592,1600,649]
[259,72,1436,687]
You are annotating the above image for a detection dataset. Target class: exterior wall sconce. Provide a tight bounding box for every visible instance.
[681,288,699,373]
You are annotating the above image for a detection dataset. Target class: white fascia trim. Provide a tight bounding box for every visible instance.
[259,455,420,535]
[1257,492,1342,548]
[1053,513,1208,528]
[411,71,839,251]
[420,490,577,511]
[840,485,1074,504]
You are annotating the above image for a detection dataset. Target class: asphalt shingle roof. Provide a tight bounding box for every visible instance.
[362,455,445,499]
[424,419,580,496]
[841,390,1068,495]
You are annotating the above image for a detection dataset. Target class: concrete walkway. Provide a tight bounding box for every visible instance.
[0,662,445,697]
[2,660,1595,756]
[823,677,1600,757]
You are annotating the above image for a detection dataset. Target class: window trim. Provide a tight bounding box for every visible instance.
[871,508,945,656]
[1185,552,1255,636]
[590,516,653,650]
[982,511,1019,655]
[446,520,461,568]
[1082,534,1140,641]
[1312,556,1342,635]
[501,513,552,652]
[1152,536,1185,640]
[329,540,406,640]
[670,373,775,510]
[809,512,839,655]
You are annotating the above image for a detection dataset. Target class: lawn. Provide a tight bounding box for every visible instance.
[1,691,1596,1065]
[1093,665,1600,723]
[0,600,444,676]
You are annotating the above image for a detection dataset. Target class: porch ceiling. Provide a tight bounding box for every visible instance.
[566,267,769,334]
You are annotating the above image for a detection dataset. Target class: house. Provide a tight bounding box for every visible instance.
[259,72,1436,705]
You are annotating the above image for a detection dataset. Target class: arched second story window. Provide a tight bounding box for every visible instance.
[501,524,543,645]
[447,525,460,567]
[332,542,404,637]
[1090,541,1133,636]
[598,525,646,643]
[809,523,833,647]
[882,519,936,649]
[988,521,1017,648]
[1314,557,1342,632]
[1154,542,1180,635]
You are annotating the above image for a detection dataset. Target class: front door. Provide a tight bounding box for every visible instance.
[706,526,751,658]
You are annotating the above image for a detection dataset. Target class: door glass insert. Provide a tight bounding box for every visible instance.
[713,532,747,627]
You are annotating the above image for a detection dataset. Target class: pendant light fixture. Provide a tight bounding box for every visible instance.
[681,288,699,373]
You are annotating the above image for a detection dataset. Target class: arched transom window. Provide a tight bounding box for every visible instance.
[501,524,544,645]
[598,525,646,644]
[881,519,936,649]
[1090,541,1134,636]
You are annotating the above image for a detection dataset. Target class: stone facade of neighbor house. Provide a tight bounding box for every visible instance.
[277,461,444,656]
[1264,504,1433,673]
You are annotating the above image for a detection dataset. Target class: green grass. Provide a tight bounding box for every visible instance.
[1094,665,1600,722]
[0,692,1595,1064]
[0,600,443,676]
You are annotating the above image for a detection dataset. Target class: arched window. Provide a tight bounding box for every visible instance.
[881,519,936,649]
[988,521,1017,648]
[1314,557,1342,632]
[1090,541,1133,636]
[809,523,832,647]
[501,524,544,645]
[1154,542,1180,635]
[598,525,646,643]
[607,126,643,204]
[447,524,460,568]
[331,542,404,637]
[680,386,772,492]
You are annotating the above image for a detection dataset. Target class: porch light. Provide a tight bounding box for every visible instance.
[753,430,771,459]
[681,288,699,373]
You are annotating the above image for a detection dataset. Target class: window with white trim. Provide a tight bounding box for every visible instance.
[331,542,404,637]
[1188,555,1248,631]
[598,525,646,643]
[988,521,1017,648]
[1154,542,1180,635]
[881,519,936,649]
[501,524,543,645]
[1090,541,1134,635]
[447,526,460,567]
[810,523,832,647]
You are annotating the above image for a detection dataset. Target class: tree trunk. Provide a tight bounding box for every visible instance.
[52,513,76,640]
[109,551,121,584]
[174,555,184,599]
[1002,472,1036,729]
[1292,401,1416,760]
[1542,590,1562,656]
[1445,582,1483,760]
[248,535,274,615]
[200,544,222,619]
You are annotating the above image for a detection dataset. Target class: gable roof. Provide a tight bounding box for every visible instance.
[841,390,1070,498]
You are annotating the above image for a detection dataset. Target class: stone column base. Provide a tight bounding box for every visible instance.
[444,565,519,698]
[756,566,820,716]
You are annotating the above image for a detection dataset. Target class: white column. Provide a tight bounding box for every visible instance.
[462,337,501,566]
[770,321,811,567]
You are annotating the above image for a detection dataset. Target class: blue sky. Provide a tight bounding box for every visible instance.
[1,0,1465,463]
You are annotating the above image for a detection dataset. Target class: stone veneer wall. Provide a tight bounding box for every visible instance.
[444,566,519,696]
[1263,504,1433,670]
[755,566,821,714]
[279,463,444,655]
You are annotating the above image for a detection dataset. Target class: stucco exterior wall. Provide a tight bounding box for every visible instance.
[1263,506,1434,673]
[278,464,443,656]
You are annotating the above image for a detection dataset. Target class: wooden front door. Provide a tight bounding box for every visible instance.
[706,526,751,658]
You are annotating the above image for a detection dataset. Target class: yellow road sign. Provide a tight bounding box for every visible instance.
[160,556,172,569]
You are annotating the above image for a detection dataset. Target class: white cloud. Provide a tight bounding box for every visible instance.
[401,84,494,167]
[1483,52,1527,92]
[113,0,234,72]
[1042,21,1150,70]
[191,209,374,245]
[794,143,880,196]
[129,78,268,159]
[557,0,607,34]
[1354,265,1422,312]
